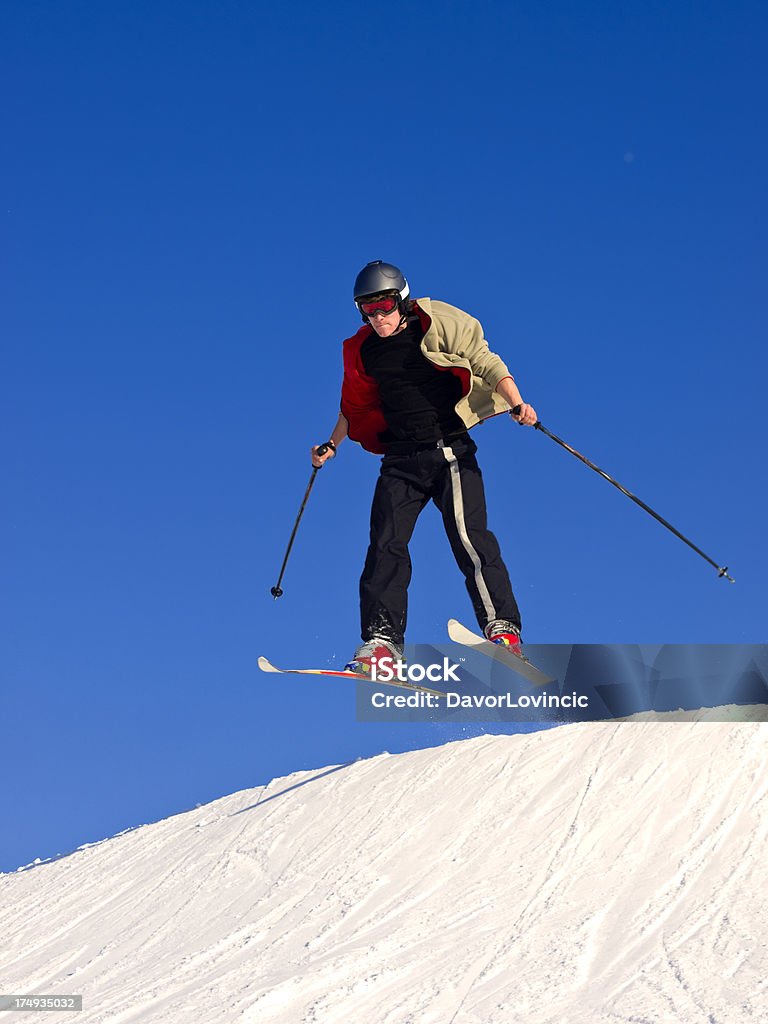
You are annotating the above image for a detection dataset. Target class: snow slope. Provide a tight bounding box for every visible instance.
[2,706,766,1023]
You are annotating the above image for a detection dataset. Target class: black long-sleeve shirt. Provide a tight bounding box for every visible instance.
[360,317,464,449]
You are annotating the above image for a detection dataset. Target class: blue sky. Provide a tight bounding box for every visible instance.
[2,0,766,872]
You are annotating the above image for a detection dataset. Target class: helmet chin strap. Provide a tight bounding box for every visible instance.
[395,299,420,332]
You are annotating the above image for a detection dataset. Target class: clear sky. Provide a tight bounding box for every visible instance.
[2,0,766,872]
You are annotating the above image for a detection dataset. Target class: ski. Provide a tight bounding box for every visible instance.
[447,619,553,687]
[258,656,446,697]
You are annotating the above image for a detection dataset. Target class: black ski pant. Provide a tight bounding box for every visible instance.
[360,433,520,646]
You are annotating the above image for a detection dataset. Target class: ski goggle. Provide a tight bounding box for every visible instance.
[357,294,400,317]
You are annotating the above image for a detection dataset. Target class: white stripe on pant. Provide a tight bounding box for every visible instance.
[441,444,497,622]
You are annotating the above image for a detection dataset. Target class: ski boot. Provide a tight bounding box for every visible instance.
[345,638,404,677]
[484,619,524,655]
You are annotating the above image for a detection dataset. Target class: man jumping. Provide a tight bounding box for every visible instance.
[311,260,538,675]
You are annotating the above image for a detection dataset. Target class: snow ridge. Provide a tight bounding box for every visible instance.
[1,706,766,1023]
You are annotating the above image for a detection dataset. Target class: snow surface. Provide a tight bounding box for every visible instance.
[2,706,767,1023]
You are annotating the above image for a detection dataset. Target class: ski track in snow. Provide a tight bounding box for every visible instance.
[1,705,766,1023]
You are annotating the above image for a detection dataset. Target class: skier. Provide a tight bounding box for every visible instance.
[312,261,538,675]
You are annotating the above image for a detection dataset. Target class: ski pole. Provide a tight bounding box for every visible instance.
[510,406,735,583]
[270,444,333,599]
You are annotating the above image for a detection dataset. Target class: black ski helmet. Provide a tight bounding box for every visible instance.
[353,260,410,305]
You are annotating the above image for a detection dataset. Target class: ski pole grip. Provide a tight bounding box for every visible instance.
[315,439,336,460]
[510,404,542,429]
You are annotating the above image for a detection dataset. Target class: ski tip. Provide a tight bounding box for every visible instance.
[258,656,280,673]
